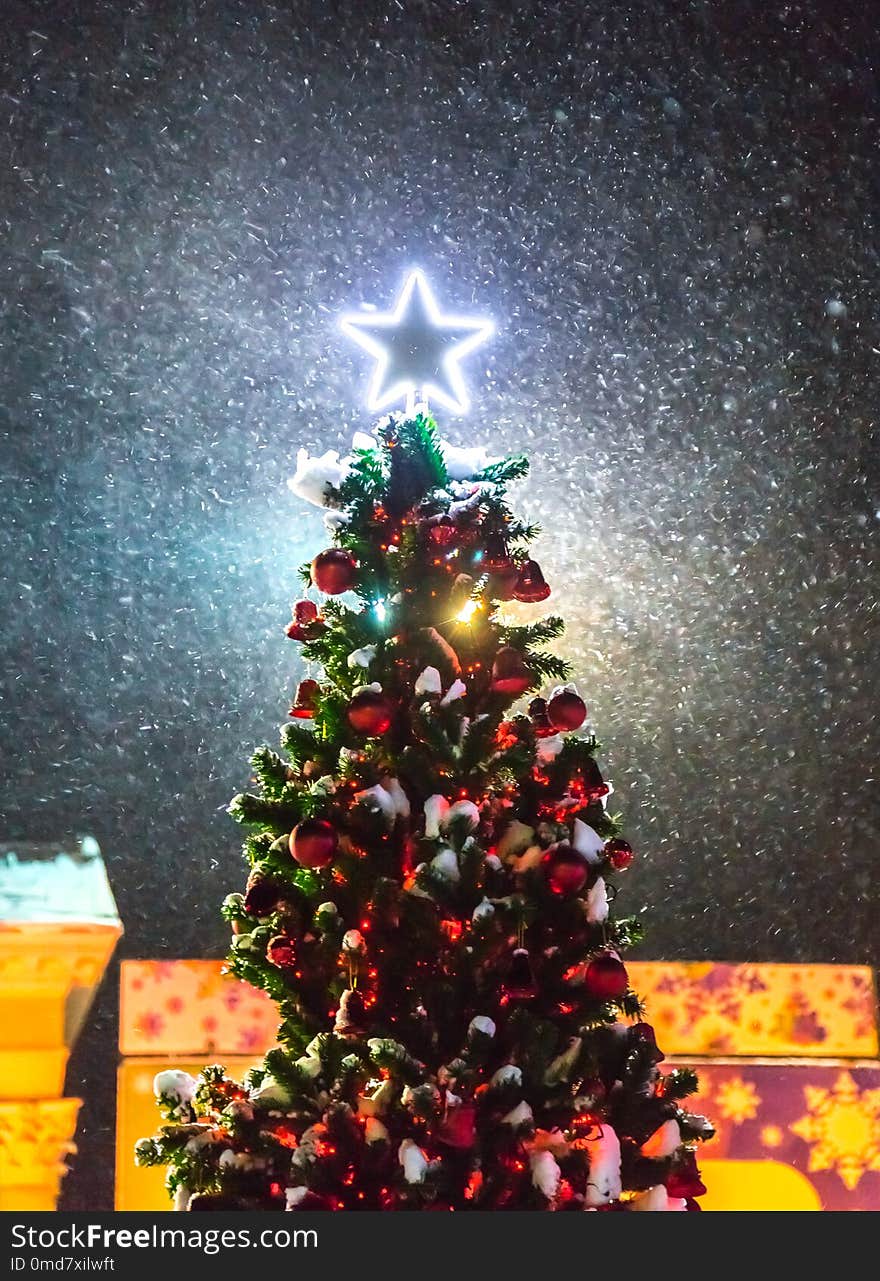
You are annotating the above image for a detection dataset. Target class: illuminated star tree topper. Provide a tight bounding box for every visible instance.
[341,270,493,415]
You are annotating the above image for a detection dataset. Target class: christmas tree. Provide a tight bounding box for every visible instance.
[137,275,712,1211]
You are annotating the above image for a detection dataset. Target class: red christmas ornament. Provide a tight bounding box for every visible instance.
[289,817,337,868]
[666,1152,707,1199]
[528,696,558,738]
[347,689,394,736]
[628,1021,664,1063]
[428,515,458,547]
[285,599,321,641]
[482,535,512,575]
[294,599,319,624]
[583,952,629,1000]
[503,947,539,1000]
[266,934,297,969]
[513,559,551,603]
[289,678,320,719]
[243,870,280,917]
[311,548,358,595]
[605,838,634,871]
[490,646,532,698]
[547,688,587,731]
[436,1102,477,1149]
[488,563,520,600]
[542,843,589,896]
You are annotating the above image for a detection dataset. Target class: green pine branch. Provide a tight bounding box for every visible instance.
[227,792,302,833]
[250,746,291,799]
[478,454,530,484]
[526,651,572,684]
[497,616,566,647]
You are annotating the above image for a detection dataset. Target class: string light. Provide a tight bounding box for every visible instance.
[455,598,480,623]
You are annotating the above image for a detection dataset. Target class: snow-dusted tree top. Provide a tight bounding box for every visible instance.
[288,417,500,509]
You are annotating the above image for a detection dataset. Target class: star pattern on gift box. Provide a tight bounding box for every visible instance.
[715,1075,761,1124]
[790,1071,880,1190]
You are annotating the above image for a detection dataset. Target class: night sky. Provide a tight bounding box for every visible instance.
[2,0,878,1211]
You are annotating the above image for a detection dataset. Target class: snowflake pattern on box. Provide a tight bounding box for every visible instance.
[684,1062,880,1209]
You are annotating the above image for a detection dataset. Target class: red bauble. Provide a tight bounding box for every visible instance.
[513,559,551,603]
[311,548,358,595]
[528,696,558,738]
[293,599,319,625]
[266,934,297,969]
[547,688,587,731]
[628,1021,663,1063]
[289,678,320,719]
[428,516,458,547]
[243,870,280,917]
[488,564,520,600]
[542,843,589,896]
[482,535,512,575]
[605,838,634,870]
[666,1152,707,1199]
[583,952,629,1000]
[286,599,321,641]
[347,689,394,736]
[503,947,539,1000]
[436,1102,477,1149]
[289,817,338,868]
[490,646,531,698]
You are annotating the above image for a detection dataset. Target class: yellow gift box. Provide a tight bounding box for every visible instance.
[0,838,122,1210]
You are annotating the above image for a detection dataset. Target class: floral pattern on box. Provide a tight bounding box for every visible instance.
[119,960,278,1057]
[628,962,878,1058]
[678,1060,880,1211]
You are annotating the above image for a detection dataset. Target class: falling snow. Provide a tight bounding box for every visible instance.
[1,1,877,1209]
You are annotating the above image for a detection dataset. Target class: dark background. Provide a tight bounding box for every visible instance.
[1,0,877,1211]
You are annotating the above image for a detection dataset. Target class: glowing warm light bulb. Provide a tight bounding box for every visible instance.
[456,599,480,623]
[341,270,493,414]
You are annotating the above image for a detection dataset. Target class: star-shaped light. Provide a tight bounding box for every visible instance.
[341,271,493,414]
